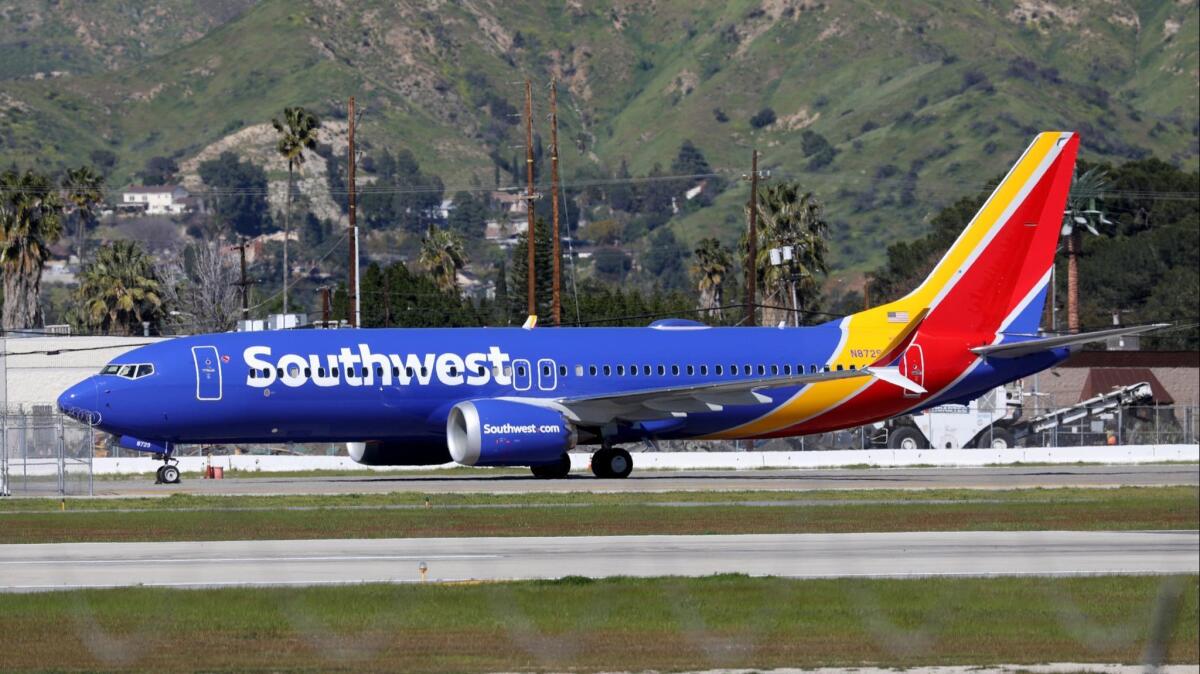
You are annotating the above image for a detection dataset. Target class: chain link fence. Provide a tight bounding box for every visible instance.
[1,405,95,497]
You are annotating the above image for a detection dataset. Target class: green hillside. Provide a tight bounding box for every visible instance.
[1,0,1196,274]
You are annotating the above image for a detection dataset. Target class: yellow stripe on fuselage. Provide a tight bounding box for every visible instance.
[710,133,1063,438]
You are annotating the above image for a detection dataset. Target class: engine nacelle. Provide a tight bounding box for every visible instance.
[347,440,451,466]
[447,400,575,467]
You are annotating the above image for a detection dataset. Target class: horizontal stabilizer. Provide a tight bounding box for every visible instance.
[865,366,927,394]
[971,324,1169,359]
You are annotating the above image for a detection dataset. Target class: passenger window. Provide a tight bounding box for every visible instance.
[450,366,459,377]
[617,365,625,376]
[849,364,856,371]
[630,365,638,376]
[561,365,569,377]
[541,365,550,377]
[575,365,583,377]
[784,365,792,375]
[836,364,844,371]
[305,368,312,377]
[392,367,399,377]
[421,367,429,377]
[644,365,652,376]
[771,365,779,375]
[683,365,691,376]
[757,365,766,375]
[699,365,708,375]
[589,365,597,376]
[604,365,612,376]
[249,370,257,379]
[517,365,526,376]
[810,365,818,374]
[745,365,752,375]
[716,365,723,375]
[407,367,415,377]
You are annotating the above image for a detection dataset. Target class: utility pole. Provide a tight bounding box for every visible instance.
[524,78,537,319]
[744,150,759,327]
[320,286,331,326]
[347,96,360,328]
[549,79,562,326]
[233,236,255,322]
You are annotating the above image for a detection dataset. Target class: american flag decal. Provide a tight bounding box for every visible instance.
[887,311,909,323]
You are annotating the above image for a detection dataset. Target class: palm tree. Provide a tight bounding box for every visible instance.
[691,237,731,321]
[418,224,467,293]
[271,106,321,315]
[1061,167,1110,334]
[743,183,828,325]
[1,169,64,330]
[61,166,105,265]
[73,240,163,335]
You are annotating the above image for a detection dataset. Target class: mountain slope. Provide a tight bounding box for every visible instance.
[1,0,1195,272]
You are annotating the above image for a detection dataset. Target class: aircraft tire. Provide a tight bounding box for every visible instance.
[154,466,165,484]
[590,449,612,478]
[161,465,181,484]
[531,454,571,479]
[887,427,927,450]
[594,447,632,479]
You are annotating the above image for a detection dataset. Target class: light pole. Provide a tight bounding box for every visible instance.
[768,245,802,327]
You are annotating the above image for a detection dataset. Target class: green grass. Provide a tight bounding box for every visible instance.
[0,575,1194,672]
[1,487,1193,544]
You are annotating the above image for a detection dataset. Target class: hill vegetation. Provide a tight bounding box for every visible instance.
[0,0,1196,336]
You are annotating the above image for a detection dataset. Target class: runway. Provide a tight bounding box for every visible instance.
[2,530,1195,592]
[90,463,1199,497]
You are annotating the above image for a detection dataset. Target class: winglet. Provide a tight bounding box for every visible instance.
[522,315,538,330]
[866,366,927,394]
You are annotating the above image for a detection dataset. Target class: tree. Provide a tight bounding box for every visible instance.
[140,156,179,186]
[73,240,163,335]
[447,190,488,240]
[750,107,776,129]
[160,240,240,334]
[508,218,555,321]
[743,183,829,325]
[272,106,321,315]
[198,152,271,236]
[359,149,444,233]
[691,237,732,320]
[642,228,689,290]
[0,169,63,330]
[418,224,467,293]
[61,166,104,265]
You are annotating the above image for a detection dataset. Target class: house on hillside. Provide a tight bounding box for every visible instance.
[122,185,193,215]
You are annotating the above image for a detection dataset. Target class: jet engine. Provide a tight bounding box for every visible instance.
[447,399,576,467]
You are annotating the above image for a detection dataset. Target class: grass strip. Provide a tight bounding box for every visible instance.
[1,487,1194,544]
[0,575,1194,673]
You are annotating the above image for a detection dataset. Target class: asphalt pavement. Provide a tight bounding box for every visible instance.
[86,463,1200,497]
[2,530,1195,592]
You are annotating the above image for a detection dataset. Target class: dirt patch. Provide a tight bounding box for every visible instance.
[1006,0,1083,26]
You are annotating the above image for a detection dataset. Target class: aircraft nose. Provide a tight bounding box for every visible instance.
[58,379,101,425]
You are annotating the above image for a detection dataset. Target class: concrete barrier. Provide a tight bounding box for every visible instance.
[86,444,1199,475]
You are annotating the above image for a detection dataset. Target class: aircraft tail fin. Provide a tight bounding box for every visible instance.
[885,132,1079,338]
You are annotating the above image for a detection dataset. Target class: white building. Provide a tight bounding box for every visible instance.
[121,185,192,215]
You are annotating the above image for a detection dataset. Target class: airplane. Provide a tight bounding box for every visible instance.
[58,131,1162,484]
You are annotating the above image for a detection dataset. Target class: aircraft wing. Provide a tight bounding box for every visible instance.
[971,324,1169,359]
[542,366,924,425]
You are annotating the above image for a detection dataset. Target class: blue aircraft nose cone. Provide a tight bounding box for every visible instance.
[58,379,101,425]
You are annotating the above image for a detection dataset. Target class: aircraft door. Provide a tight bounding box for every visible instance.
[537,358,558,391]
[192,345,223,401]
[900,344,924,398]
[512,359,532,391]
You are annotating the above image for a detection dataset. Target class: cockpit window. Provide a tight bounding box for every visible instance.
[100,363,155,379]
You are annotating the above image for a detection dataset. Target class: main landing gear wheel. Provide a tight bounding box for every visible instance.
[591,447,633,479]
[156,463,181,484]
[530,453,571,479]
